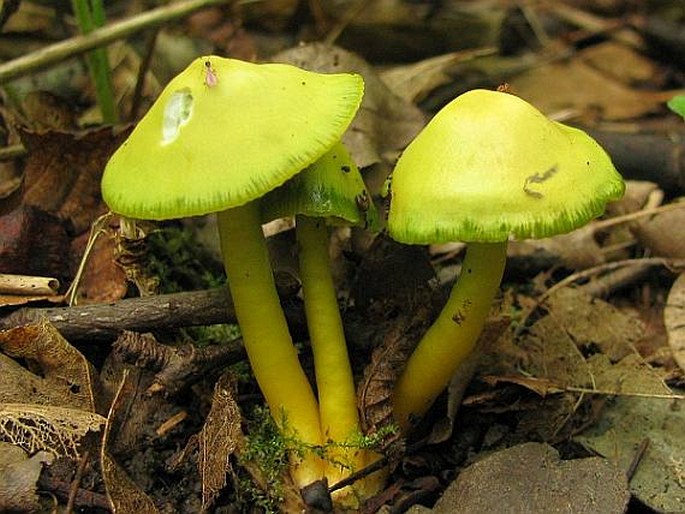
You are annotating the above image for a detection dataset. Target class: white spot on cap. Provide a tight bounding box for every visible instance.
[162,88,193,145]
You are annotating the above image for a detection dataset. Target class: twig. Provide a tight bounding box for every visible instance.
[591,202,685,231]
[156,411,189,436]
[0,273,60,295]
[0,284,305,341]
[0,0,244,85]
[564,386,685,401]
[65,450,90,514]
[129,28,160,121]
[626,438,650,481]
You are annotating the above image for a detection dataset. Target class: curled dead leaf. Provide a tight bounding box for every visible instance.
[0,320,98,412]
[664,272,685,373]
[199,371,244,511]
[631,201,685,258]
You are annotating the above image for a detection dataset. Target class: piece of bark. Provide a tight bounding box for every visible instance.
[0,285,306,342]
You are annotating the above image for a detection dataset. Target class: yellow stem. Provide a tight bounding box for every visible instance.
[217,203,324,488]
[393,242,507,431]
[296,215,383,503]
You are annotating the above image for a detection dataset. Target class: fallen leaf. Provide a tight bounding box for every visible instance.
[19,125,132,235]
[665,272,685,373]
[379,48,496,104]
[580,41,664,87]
[575,395,685,513]
[0,205,71,281]
[101,369,159,514]
[69,222,128,304]
[631,201,685,258]
[0,403,104,459]
[510,52,672,121]
[541,288,644,362]
[0,320,98,411]
[199,371,244,511]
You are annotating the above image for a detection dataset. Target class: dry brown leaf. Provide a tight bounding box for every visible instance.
[0,403,105,459]
[521,311,593,389]
[272,43,425,169]
[19,125,132,235]
[479,375,564,397]
[579,41,664,87]
[0,205,71,281]
[585,353,672,395]
[358,304,433,441]
[509,53,671,121]
[664,272,685,374]
[70,223,128,305]
[543,288,644,362]
[0,320,98,411]
[631,201,685,258]
[379,48,495,104]
[101,369,159,514]
[199,371,244,511]
[99,332,168,454]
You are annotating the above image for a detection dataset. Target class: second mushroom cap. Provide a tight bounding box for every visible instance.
[388,89,625,244]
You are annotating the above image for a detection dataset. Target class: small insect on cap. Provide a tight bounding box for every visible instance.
[102,56,364,220]
[262,142,379,230]
[387,89,625,244]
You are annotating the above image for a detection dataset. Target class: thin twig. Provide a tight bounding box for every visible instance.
[626,438,650,481]
[0,0,251,85]
[65,450,90,514]
[564,387,684,401]
[592,202,685,231]
[129,28,160,121]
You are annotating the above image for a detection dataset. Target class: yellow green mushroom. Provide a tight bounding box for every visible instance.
[387,89,625,431]
[263,142,383,504]
[101,56,363,491]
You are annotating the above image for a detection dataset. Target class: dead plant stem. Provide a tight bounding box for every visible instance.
[0,0,250,85]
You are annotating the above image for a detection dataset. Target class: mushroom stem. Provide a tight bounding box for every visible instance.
[392,242,507,431]
[296,215,382,498]
[217,202,324,487]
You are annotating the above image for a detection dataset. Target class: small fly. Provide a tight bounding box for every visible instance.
[204,60,218,88]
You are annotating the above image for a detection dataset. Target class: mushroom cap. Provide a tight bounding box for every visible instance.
[262,142,379,230]
[102,56,364,220]
[387,89,625,244]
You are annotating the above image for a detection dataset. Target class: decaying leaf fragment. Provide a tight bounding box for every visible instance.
[0,320,105,459]
[198,371,244,511]
[665,272,685,374]
[101,370,158,514]
[0,403,105,459]
[0,320,98,411]
[20,126,132,235]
